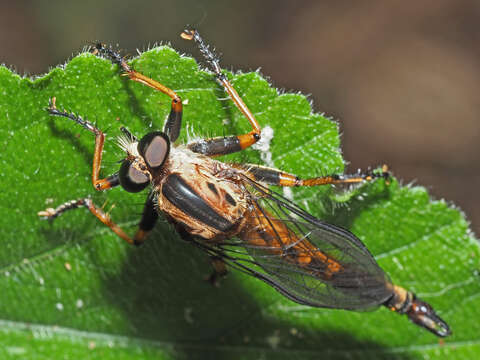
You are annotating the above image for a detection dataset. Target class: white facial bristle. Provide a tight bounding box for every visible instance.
[116,135,139,157]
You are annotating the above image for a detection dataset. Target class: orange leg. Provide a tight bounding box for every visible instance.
[92,44,183,142]
[47,98,118,191]
[45,98,160,245]
[38,192,158,246]
[38,198,134,245]
[239,163,391,187]
[182,29,261,156]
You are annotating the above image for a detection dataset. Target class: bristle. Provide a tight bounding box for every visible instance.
[116,134,139,156]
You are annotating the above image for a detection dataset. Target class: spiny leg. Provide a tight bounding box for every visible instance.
[47,97,119,191]
[39,192,159,247]
[38,198,135,245]
[239,163,391,187]
[45,99,158,246]
[182,29,261,156]
[92,44,183,142]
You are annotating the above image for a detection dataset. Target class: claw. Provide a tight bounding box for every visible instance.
[180,29,196,41]
[37,208,56,219]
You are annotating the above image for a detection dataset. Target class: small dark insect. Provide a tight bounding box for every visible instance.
[39,29,450,337]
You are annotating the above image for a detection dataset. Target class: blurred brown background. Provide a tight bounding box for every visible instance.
[2,0,479,234]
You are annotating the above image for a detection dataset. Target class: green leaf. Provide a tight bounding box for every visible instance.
[1,46,479,359]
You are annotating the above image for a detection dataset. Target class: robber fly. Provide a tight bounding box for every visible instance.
[38,29,451,337]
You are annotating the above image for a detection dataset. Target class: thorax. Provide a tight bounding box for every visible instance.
[153,146,248,239]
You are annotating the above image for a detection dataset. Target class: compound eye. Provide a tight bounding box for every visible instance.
[119,159,149,193]
[138,132,170,170]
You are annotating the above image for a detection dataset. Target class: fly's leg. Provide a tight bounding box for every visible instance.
[39,192,158,246]
[187,134,261,157]
[240,163,391,187]
[38,198,135,245]
[132,191,159,245]
[92,43,183,142]
[167,218,229,286]
[47,97,119,191]
[206,256,228,287]
[44,100,159,245]
[182,29,261,156]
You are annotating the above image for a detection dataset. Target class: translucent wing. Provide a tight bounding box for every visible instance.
[195,176,393,310]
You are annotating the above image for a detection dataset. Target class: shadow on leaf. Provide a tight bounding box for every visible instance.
[322,179,394,230]
[102,222,413,360]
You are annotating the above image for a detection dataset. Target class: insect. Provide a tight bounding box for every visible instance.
[38,29,451,337]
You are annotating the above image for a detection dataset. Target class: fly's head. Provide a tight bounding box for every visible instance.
[117,130,171,192]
